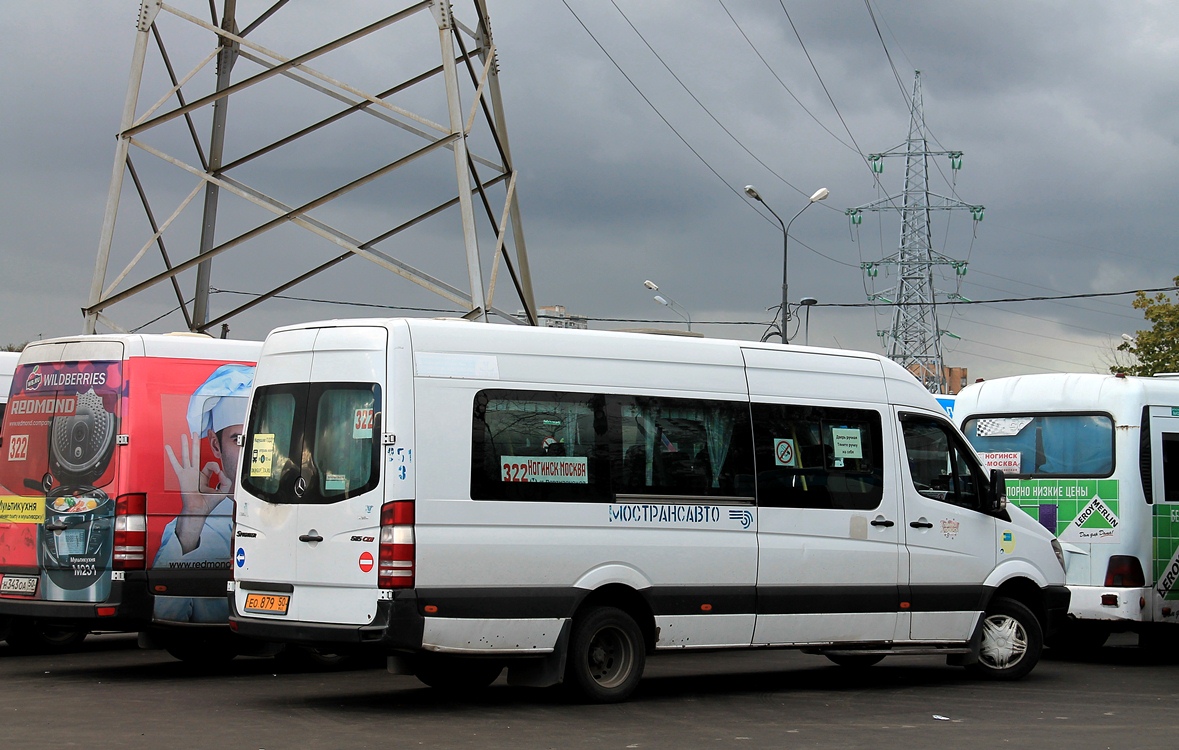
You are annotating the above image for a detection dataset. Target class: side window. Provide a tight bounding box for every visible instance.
[902,415,985,509]
[469,390,755,502]
[751,403,885,510]
[613,396,754,498]
[1163,432,1179,503]
[471,390,611,502]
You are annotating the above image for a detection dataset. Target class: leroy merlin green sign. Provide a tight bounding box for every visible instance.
[1005,479,1120,544]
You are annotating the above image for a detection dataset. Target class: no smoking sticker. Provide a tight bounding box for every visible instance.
[774,438,797,467]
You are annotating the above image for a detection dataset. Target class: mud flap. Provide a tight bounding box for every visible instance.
[946,614,984,666]
[507,619,571,688]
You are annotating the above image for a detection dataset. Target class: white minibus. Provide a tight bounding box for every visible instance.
[956,372,1179,648]
[229,318,1068,702]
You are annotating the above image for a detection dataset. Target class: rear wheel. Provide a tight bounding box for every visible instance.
[414,654,503,693]
[564,606,645,703]
[4,622,88,653]
[825,653,885,669]
[968,596,1042,681]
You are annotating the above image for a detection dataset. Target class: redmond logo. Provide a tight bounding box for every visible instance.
[25,365,42,392]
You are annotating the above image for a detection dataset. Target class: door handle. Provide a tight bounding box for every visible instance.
[298,534,324,543]
[870,518,895,527]
[910,520,933,529]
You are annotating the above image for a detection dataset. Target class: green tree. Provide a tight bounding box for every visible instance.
[1113,275,1179,376]
[1,342,26,352]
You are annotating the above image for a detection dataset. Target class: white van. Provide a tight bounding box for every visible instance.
[956,372,1179,649]
[229,318,1069,702]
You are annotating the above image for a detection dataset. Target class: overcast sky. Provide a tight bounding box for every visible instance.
[1,1,1176,381]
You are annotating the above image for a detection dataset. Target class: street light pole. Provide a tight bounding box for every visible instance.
[643,279,692,331]
[744,186,829,343]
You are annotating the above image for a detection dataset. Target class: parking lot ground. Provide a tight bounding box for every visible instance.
[3,632,1178,749]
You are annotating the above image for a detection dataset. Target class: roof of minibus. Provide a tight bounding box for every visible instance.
[956,372,1179,422]
[19,333,262,364]
[264,317,942,412]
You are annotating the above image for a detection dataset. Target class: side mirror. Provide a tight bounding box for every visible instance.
[988,469,1008,513]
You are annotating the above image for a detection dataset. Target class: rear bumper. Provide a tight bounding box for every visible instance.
[229,592,424,651]
[0,573,153,630]
[1067,584,1148,623]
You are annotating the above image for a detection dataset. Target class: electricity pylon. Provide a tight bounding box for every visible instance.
[845,71,983,393]
[85,0,536,335]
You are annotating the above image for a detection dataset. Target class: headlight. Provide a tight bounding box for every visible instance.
[1051,538,1067,573]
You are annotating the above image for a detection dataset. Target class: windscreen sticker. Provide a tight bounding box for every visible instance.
[353,408,374,439]
[501,456,588,484]
[325,472,347,491]
[831,428,863,459]
[773,438,797,467]
[974,417,1034,437]
[979,451,1022,474]
[250,433,276,478]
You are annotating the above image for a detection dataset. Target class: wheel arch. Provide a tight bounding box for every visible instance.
[573,584,657,653]
[991,576,1048,632]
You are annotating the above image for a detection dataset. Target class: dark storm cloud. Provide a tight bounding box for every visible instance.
[1,1,1176,378]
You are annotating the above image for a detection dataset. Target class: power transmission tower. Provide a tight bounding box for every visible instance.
[845,71,983,393]
[85,0,537,335]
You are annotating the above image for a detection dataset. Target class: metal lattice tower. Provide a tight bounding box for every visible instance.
[846,71,982,393]
[85,0,537,335]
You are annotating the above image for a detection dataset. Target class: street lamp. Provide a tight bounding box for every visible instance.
[643,279,691,331]
[744,185,829,343]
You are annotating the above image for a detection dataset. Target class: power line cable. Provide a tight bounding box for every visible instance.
[607,0,809,198]
[560,0,750,206]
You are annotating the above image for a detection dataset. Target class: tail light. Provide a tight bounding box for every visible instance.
[378,500,414,589]
[113,493,147,570]
[1104,555,1145,588]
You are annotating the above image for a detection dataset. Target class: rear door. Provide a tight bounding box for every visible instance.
[235,326,386,625]
[0,343,123,603]
[1148,406,1179,613]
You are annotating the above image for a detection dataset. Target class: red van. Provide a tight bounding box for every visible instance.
[0,334,260,658]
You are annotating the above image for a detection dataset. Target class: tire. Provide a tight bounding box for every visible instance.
[825,653,885,669]
[414,654,503,693]
[968,596,1043,681]
[4,622,88,653]
[564,606,646,704]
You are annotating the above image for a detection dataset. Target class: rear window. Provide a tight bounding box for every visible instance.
[242,382,381,504]
[961,413,1114,477]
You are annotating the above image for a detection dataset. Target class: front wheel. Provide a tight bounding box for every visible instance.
[565,606,646,703]
[968,596,1043,681]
